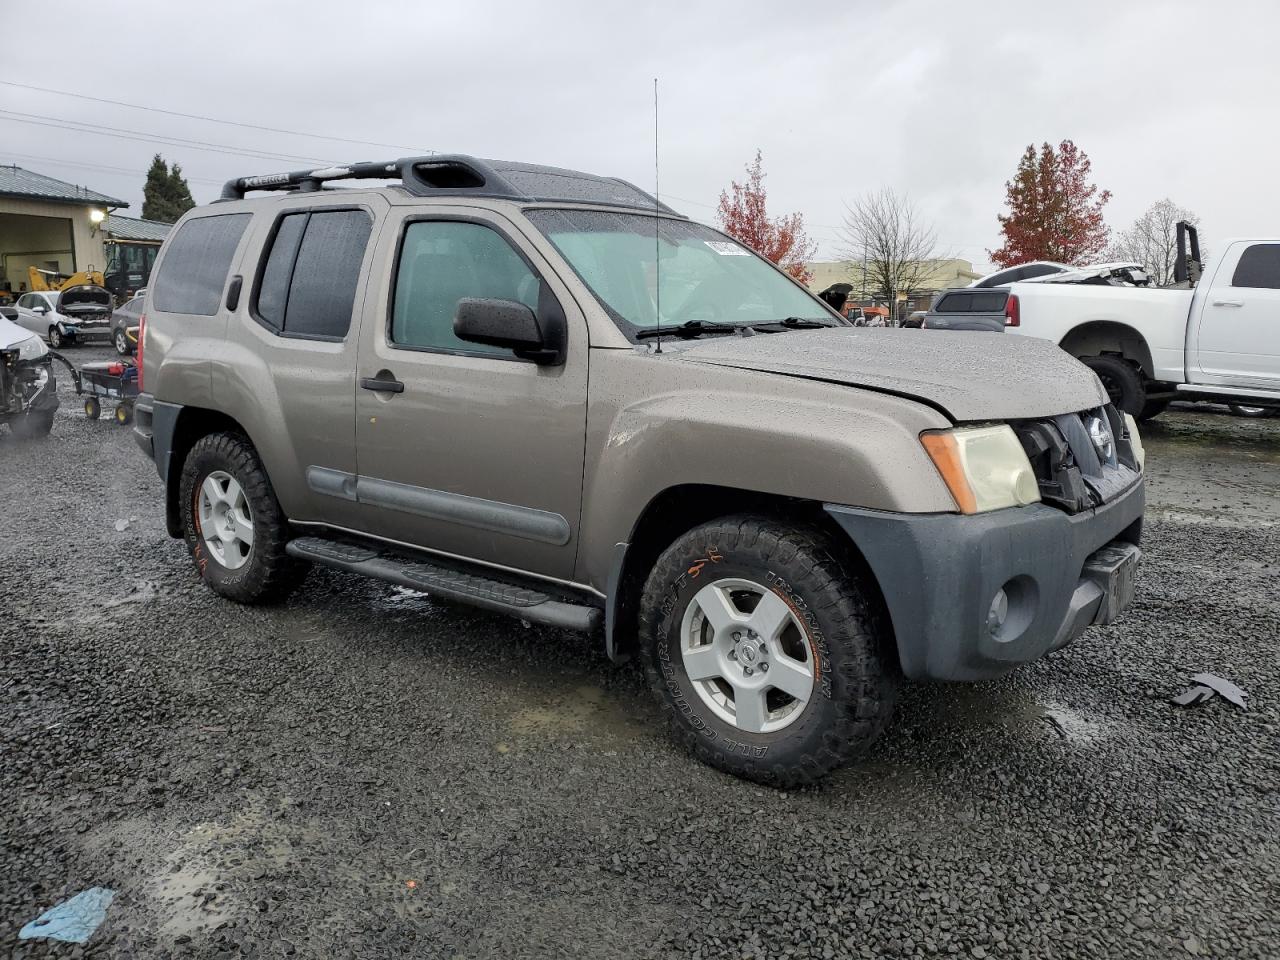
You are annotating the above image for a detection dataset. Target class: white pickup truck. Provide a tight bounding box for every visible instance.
[968,226,1280,421]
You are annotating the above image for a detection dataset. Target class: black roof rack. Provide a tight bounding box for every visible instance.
[219,154,682,216]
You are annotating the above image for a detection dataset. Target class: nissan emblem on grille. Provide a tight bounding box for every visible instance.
[1087,415,1114,460]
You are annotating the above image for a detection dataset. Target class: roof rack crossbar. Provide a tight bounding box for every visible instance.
[219,154,682,216]
[221,160,400,200]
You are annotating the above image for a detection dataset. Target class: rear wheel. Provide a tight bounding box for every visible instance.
[84,397,101,420]
[179,432,306,604]
[1081,355,1145,416]
[114,328,132,355]
[640,515,898,787]
[114,404,133,426]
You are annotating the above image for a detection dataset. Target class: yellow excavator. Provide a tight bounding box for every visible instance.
[27,265,107,293]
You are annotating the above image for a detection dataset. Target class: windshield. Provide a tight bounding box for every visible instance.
[526,209,836,339]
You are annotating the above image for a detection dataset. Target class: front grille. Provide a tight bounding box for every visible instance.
[1013,404,1142,514]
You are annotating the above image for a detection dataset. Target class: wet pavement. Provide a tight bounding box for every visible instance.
[2,348,1278,958]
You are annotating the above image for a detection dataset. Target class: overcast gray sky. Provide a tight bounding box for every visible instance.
[5,0,1278,270]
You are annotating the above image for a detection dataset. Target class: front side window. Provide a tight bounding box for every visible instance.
[525,209,831,339]
[1231,244,1280,290]
[152,213,251,316]
[391,220,542,355]
[254,209,372,339]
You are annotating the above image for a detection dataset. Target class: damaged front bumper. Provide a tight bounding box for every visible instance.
[825,477,1144,682]
[0,353,59,421]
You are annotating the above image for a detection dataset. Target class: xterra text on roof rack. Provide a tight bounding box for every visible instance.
[133,154,1145,786]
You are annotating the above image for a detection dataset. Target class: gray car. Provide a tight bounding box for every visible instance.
[923,287,1015,332]
[111,295,145,355]
[133,154,1145,786]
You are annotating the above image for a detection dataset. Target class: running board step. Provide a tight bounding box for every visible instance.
[286,537,602,633]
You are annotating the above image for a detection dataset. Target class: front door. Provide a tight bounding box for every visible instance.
[351,208,589,581]
[1195,242,1280,387]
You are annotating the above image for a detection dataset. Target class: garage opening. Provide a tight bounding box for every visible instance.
[0,212,76,298]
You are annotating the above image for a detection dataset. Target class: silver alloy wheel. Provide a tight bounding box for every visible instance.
[197,470,254,570]
[115,329,129,354]
[680,577,816,734]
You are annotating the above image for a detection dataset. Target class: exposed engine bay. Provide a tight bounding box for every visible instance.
[0,309,60,439]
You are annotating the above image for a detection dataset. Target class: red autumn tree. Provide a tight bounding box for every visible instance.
[990,140,1111,267]
[717,150,817,283]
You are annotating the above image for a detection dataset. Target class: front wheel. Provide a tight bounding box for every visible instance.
[1080,355,1145,416]
[640,516,898,787]
[48,325,65,350]
[114,328,132,355]
[179,432,306,604]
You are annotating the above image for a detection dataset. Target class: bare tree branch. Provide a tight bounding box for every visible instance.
[837,189,941,323]
[1106,199,1205,287]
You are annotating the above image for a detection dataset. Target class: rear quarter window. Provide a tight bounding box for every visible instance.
[151,214,251,316]
[1231,244,1280,290]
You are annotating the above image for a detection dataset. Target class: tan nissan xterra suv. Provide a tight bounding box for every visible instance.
[133,155,1145,786]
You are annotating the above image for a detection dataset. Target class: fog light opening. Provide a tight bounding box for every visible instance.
[988,576,1038,643]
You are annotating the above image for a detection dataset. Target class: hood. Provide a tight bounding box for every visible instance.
[0,313,39,351]
[57,284,113,317]
[675,328,1107,422]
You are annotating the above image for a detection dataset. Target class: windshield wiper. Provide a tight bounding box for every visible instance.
[750,317,835,332]
[635,320,744,340]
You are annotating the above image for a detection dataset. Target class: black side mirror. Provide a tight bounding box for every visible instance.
[454,297,563,365]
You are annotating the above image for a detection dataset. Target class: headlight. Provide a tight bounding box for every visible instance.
[16,335,48,362]
[1121,412,1145,472]
[921,424,1040,514]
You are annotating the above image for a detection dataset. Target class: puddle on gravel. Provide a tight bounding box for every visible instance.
[924,685,1116,744]
[507,684,642,742]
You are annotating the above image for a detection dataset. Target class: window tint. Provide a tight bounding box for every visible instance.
[971,292,1008,312]
[255,213,306,330]
[152,214,250,316]
[391,221,541,355]
[1231,244,1280,290]
[936,293,970,313]
[254,209,372,339]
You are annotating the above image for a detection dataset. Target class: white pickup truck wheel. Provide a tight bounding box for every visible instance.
[1081,355,1145,416]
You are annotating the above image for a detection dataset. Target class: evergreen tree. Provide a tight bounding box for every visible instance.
[165,163,196,220]
[141,155,196,222]
[141,155,171,221]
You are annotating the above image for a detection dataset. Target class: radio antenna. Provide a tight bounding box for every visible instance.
[653,76,663,353]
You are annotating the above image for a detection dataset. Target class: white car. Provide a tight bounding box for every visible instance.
[0,310,59,437]
[12,288,113,348]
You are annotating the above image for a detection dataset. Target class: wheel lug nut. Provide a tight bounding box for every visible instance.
[727,650,737,660]
[743,666,754,676]
[732,632,742,641]
[759,662,768,672]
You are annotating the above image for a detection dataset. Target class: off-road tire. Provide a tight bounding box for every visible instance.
[639,515,899,787]
[9,410,55,439]
[179,431,306,604]
[1081,355,1145,416]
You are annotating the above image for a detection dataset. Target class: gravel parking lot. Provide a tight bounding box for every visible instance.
[3,344,1277,959]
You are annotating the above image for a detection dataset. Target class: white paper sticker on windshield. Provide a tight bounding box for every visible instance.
[704,241,750,256]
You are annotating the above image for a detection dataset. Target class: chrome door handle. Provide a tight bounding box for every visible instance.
[1212,300,1244,307]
